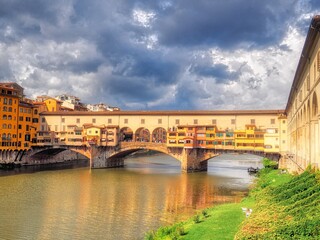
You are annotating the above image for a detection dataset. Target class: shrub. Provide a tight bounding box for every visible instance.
[202,209,209,218]
[193,214,201,224]
[262,158,278,169]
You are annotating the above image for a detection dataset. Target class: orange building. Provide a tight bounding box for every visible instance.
[0,82,39,151]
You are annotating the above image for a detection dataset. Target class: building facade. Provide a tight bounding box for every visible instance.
[0,83,39,151]
[38,110,287,154]
[284,15,320,172]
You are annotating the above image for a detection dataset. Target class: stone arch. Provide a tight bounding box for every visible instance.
[152,127,167,143]
[119,127,133,142]
[312,92,318,119]
[135,127,150,142]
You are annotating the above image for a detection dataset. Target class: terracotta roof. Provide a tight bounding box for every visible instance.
[40,109,285,116]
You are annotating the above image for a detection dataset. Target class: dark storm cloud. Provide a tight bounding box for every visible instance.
[190,63,238,83]
[103,76,163,102]
[154,0,296,48]
[1,0,320,110]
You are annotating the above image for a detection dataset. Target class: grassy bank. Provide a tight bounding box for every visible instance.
[145,163,320,239]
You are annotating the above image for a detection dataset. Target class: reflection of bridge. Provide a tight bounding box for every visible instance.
[23,141,279,172]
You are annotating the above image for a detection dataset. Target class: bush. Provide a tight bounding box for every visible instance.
[202,209,209,218]
[262,158,278,169]
[193,214,201,224]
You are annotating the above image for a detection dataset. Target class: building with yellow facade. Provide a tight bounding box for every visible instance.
[37,110,287,155]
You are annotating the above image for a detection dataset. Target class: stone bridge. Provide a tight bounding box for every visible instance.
[22,142,281,172]
[23,142,219,172]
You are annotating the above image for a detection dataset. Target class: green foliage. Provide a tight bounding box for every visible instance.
[193,214,201,224]
[236,169,320,239]
[202,209,209,218]
[262,158,278,169]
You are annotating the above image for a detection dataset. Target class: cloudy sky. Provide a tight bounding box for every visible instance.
[1,0,320,110]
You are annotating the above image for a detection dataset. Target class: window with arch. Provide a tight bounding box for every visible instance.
[3,106,7,111]
[7,134,11,140]
[8,99,12,105]
[2,115,7,120]
[3,98,7,104]
[8,107,12,112]
[8,124,12,129]
[8,115,12,120]
[312,93,318,118]
[2,124,7,129]
[2,133,6,140]
[34,109,38,114]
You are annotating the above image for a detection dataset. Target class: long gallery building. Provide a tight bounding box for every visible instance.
[1,16,320,172]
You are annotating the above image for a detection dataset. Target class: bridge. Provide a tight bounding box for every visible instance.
[21,140,280,172]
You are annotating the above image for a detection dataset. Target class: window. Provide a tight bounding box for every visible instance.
[2,124,7,129]
[18,125,22,129]
[8,124,12,129]
[194,119,198,124]
[3,98,7,104]
[212,119,217,125]
[270,119,275,124]
[282,120,286,124]
[282,140,286,144]
[250,119,255,124]
[108,118,112,124]
[61,118,65,123]
[124,119,128,124]
[8,99,12,105]
[76,118,80,124]
[141,119,145,124]
[92,118,96,124]
[282,130,286,134]
[2,115,7,120]
[231,119,236,125]
[8,115,12,120]
[175,119,180,125]
[158,119,162,124]
[3,106,7,111]
[34,109,38,115]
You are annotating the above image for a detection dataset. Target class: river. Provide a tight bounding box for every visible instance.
[0,153,262,240]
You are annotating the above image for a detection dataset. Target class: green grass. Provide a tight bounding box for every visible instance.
[145,203,247,240]
[145,167,320,240]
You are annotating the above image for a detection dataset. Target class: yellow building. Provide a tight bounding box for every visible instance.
[39,110,286,154]
[44,98,63,112]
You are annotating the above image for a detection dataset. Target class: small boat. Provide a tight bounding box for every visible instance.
[247,167,259,174]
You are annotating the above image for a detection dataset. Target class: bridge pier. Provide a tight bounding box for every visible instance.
[91,146,124,169]
[181,148,208,173]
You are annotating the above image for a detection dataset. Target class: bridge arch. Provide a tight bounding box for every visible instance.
[135,128,151,142]
[152,127,167,143]
[120,127,133,142]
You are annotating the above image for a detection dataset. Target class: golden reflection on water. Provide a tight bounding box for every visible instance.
[0,154,259,240]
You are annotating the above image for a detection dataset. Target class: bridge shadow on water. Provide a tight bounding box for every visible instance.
[0,159,90,177]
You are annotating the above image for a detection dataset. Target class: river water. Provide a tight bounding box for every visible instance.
[0,153,262,240]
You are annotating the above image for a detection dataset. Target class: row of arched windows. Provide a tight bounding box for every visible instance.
[1,133,12,140]
[2,106,14,112]
[2,115,12,120]
[2,124,13,129]
[1,98,13,105]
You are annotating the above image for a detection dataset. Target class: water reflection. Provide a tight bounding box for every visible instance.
[0,153,262,240]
